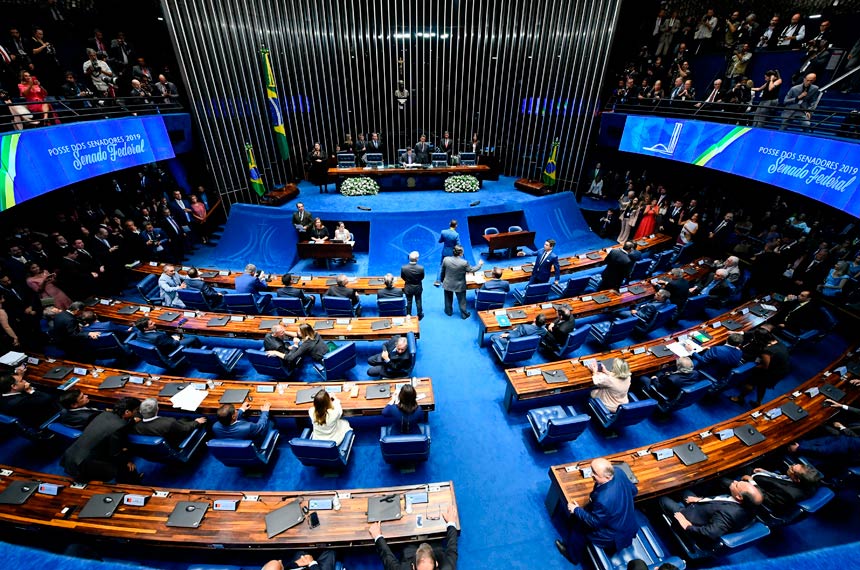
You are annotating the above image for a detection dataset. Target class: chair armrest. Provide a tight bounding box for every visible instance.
[719,522,770,549]
[299,427,312,439]
[590,397,612,417]
[39,411,62,431]
[260,426,280,450]
[167,346,184,358]
[177,426,206,450]
[47,422,82,440]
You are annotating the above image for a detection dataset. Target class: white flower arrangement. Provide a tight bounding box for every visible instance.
[444,175,480,193]
[340,176,380,196]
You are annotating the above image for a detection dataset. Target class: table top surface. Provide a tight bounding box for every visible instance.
[329,165,490,175]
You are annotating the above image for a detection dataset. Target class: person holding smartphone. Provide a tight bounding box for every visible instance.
[587,358,631,413]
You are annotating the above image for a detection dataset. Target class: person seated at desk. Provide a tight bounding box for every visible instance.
[382,383,423,435]
[264,322,296,353]
[742,462,822,516]
[587,358,631,413]
[772,290,818,334]
[262,551,340,570]
[399,147,419,166]
[367,335,413,378]
[184,267,224,308]
[326,274,362,316]
[730,326,789,407]
[79,309,132,335]
[308,218,329,243]
[158,264,186,308]
[691,332,744,379]
[657,267,690,313]
[638,356,701,400]
[659,479,763,547]
[689,268,733,307]
[213,401,274,445]
[276,273,315,314]
[554,458,638,565]
[58,389,101,430]
[369,504,458,570]
[133,397,206,447]
[234,263,269,297]
[377,273,404,299]
[616,289,672,328]
[492,314,547,350]
[134,316,202,356]
[481,267,510,292]
[267,323,328,368]
[309,390,351,445]
[541,305,575,352]
[0,366,58,428]
[332,221,355,264]
[61,396,142,483]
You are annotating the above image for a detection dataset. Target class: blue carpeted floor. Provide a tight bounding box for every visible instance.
[3,180,859,569]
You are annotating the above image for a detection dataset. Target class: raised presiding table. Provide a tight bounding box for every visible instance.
[25,356,435,418]
[0,466,458,549]
[90,299,420,341]
[465,234,673,289]
[296,241,354,262]
[129,263,404,296]
[329,164,490,191]
[545,346,859,514]
[484,230,536,258]
[477,259,712,345]
[503,297,779,410]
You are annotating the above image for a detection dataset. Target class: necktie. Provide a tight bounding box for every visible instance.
[714,222,725,233]
[0,45,10,64]
[708,89,717,102]
[52,7,64,21]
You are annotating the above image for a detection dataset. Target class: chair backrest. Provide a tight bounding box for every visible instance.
[136,274,161,304]
[475,289,506,312]
[682,294,709,320]
[365,152,383,166]
[549,325,590,358]
[519,282,552,304]
[459,152,476,165]
[245,348,291,377]
[542,413,589,445]
[628,258,653,282]
[499,334,542,363]
[377,296,407,317]
[637,303,676,334]
[289,428,354,468]
[207,439,263,466]
[271,296,307,317]
[649,250,675,275]
[708,361,756,392]
[587,511,686,570]
[612,398,659,429]
[601,315,639,344]
[322,295,356,317]
[86,332,129,359]
[127,434,182,463]
[484,227,499,236]
[128,339,184,368]
[379,424,431,464]
[508,225,523,233]
[177,289,211,311]
[661,379,712,412]
[560,274,591,297]
[183,347,228,374]
[336,152,355,168]
[319,342,357,380]
[223,293,262,315]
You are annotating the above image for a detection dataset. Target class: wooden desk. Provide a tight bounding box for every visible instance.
[26,356,435,418]
[483,231,536,257]
[476,260,712,345]
[545,346,860,515]
[296,241,354,261]
[503,298,777,411]
[329,165,491,191]
[91,300,420,341]
[465,234,673,289]
[129,263,404,296]
[0,467,458,549]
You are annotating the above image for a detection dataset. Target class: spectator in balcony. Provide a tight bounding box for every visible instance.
[17,70,53,124]
[83,48,114,98]
[639,79,665,101]
[618,77,639,105]
[723,11,743,49]
[695,78,725,109]
[132,57,153,84]
[109,31,133,76]
[26,28,60,93]
[693,9,718,53]
[778,13,806,49]
[129,78,151,104]
[153,73,179,104]
[819,261,849,298]
[87,28,108,55]
[656,11,680,56]
[736,14,760,47]
[60,70,93,110]
[757,15,781,50]
[672,42,689,68]
[671,60,692,84]
[780,73,820,132]
[727,43,752,85]
[751,69,782,128]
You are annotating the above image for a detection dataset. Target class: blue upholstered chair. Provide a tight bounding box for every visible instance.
[379,424,431,465]
[661,512,770,560]
[127,428,207,464]
[491,333,542,365]
[312,342,357,380]
[588,316,638,347]
[475,289,506,312]
[551,274,591,298]
[526,405,589,447]
[85,331,135,360]
[540,325,589,358]
[775,306,837,351]
[484,227,499,236]
[245,348,296,378]
[183,346,243,375]
[702,361,756,394]
[377,297,407,317]
[128,338,186,369]
[588,393,658,432]
[223,293,271,315]
[680,293,709,321]
[634,303,676,335]
[177,289,215,311]
[136,274,162,305]
[587,510,687,570]
[206,427,280,468]
[45,420,83,444]
[322,295,359,317]
[512,282,552,305]
[271,296,313,317]
[649,250,676,275]
[627,258,653,283]
[643,379,712,413]
[288,427,355,469]
[508,225,523,233]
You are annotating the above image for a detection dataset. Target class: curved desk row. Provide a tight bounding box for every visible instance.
[544,346,859,514]
[26,357,435,418]
[477,259,712,344]
[0,467,458,550]
[503,297,778,410]
[91,300,420,341]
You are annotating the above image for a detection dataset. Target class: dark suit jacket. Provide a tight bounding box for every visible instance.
[0,389,58,428]
[752,473,816,515]
[400,263,425,294]
[291,210,313,231]
[680,498,755,544]
[285,333,328,365]
[52,310,83,346]
[134,416,199,447]
[600,249,633,291]
[263,333,288,353]
[441,256,481,293]
[326,284,360,306]
[276,285,310,302]
[185,277,223,307]
[234,274,267,297]
[138,329,181,356]
[212,409,271,443]
[482,278,510,292]
[378,336,414,377]
[544,317,576,349]
[59,408,102,430]
[692,345,743,377]
[377,287,404,299]
[652,370,702,400]
[61,411,130,479]
[775,300,819,333]
[374,524,459,570]
[573,473,639,550]
[531,250,561,284]
[663,278,690,308]
[634,300,665,328]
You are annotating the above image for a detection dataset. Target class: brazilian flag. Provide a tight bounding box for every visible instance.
[0,133,21,212]
[261,47,290,160]
[245,143,267,197]
[543,139,559,187]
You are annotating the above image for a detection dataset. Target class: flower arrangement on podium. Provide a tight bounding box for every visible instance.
[444,175,480,193]
[340,176,380,196]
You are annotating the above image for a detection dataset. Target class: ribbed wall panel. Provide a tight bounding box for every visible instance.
[161,0,622,208]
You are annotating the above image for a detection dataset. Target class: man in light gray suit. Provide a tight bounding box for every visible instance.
[781,73,820,131]
[158,264,186,308]
[441,245,483,319]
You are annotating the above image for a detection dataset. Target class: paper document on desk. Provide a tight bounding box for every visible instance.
[170,385,208,411]
[666,341,704,358]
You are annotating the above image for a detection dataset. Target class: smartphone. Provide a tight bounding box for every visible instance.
[416,514,424,528]
[308,512,320,529]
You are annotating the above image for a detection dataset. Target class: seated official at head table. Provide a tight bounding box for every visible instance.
[369,504,459,570]
[213,401,274,445]
[308,218,329,243]
[367,334,413,378]
[399,147,419,166]
[310,389,351,445]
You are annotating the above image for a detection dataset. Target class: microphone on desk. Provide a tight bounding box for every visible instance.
[357,205,372,211]
[469,200,480,207]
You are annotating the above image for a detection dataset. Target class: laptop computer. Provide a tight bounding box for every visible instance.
[315,320,335,331]
[683,267,697,275]
[781,402,809,421]
[508,309,527,319]
[592,294,611,304]
[43,366,73,380]
[735,424,766,446]
[98,375,129,390]
[199,271,219,279]
[542,370,568,384]
[366,384,391,400]
[265,500,304,538]
[325,279,337,286]
[367,494,402,523]
[483,270,494,278]
[257,319,280,330]
[79,493,126,518]
[820,384,846,401]
[117,305,139,315]
[673,442,708,465]
[649,345,674,358]
[371,319,392,331]
[521,264,534,273]
[722,320,743,331]
[158,383,188,397]
[158,312,180,322]
[368,278,385,285]
[167,501,209,528]
[628,285,647,295]
[219,388,249,405]
[296,387,319,405]
[0,480,39,505]
[207,316,230,327]
[559,259,572,267]
[615,462,639,485]
[749,305,771,317]
[586,253,602,260]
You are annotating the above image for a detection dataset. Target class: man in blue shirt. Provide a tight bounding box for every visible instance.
[213,401,274,445]
[435,219,460,286]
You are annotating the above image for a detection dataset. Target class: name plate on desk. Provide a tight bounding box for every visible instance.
[652,448,674,461]
[213,499,238,511]
[124,494,148,506]
[218,270,230,276]
[230,315,244,322]
[716,428,735,441]
[37,483,62,495]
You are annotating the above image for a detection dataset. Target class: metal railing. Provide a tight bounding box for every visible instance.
[0,95,183,131]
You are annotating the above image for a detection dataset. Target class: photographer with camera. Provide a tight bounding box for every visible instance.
[60,70,94,112]
[751,69,782,128]
[82,48,114,101]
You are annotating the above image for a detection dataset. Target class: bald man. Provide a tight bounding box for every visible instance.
[555,458,638,564]
[781,73,820,132]
[261,550,337,570]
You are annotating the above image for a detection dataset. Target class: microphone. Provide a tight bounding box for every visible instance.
[469,200,480,207]
[357,205,371,211]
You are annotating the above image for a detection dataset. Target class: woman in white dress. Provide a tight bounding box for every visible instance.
[309,390,352,445]
[617,198,641,243]
[678,212,699,245]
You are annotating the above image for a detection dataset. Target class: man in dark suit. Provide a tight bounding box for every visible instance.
[367,335,413,378]
[437,131,454,157]
[660,480,763,546]
[527,239,562,285]
[2,244,31,284]
[325,274,362,316]
[141,222,168,260]
[414,134,431,164]
[367,132,384,156]
[276,273,315,315]
[481,266,510,292]
[541,305,576,352]
[0,271,41,346]
[441,245,483,319]
[618,289,672,328]
[707,212,735,256]
[159,207,187,262]
[747,463,821,516]
[658,267,690,313]
[492,314,547,352]
[692,332,744,378]
[435,220,461,286]
[790,251,829,293]
[369,504,458,570]
[663,201,685,237]
[57,247,99,301]
[167,190,194,232]
[0,367,58,428]
[639,356,701,401]
[52,302,100,349]
[184,267,224,309]
[234,263,269,300]
[134,316,202,356]
[291,202,313,239]
[213,401,274,444]
[133,398,206,447]
[555,458,638,564]
[377,273,404,299]
[598,242,634,291]
[58,389,101,430]
[690,268,733,307]
[400,251,425,320]
[773,290,819,333]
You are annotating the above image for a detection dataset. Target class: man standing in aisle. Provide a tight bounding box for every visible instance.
[400,251,425,320]
[435,219,460,287]
[441,245,482,319]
